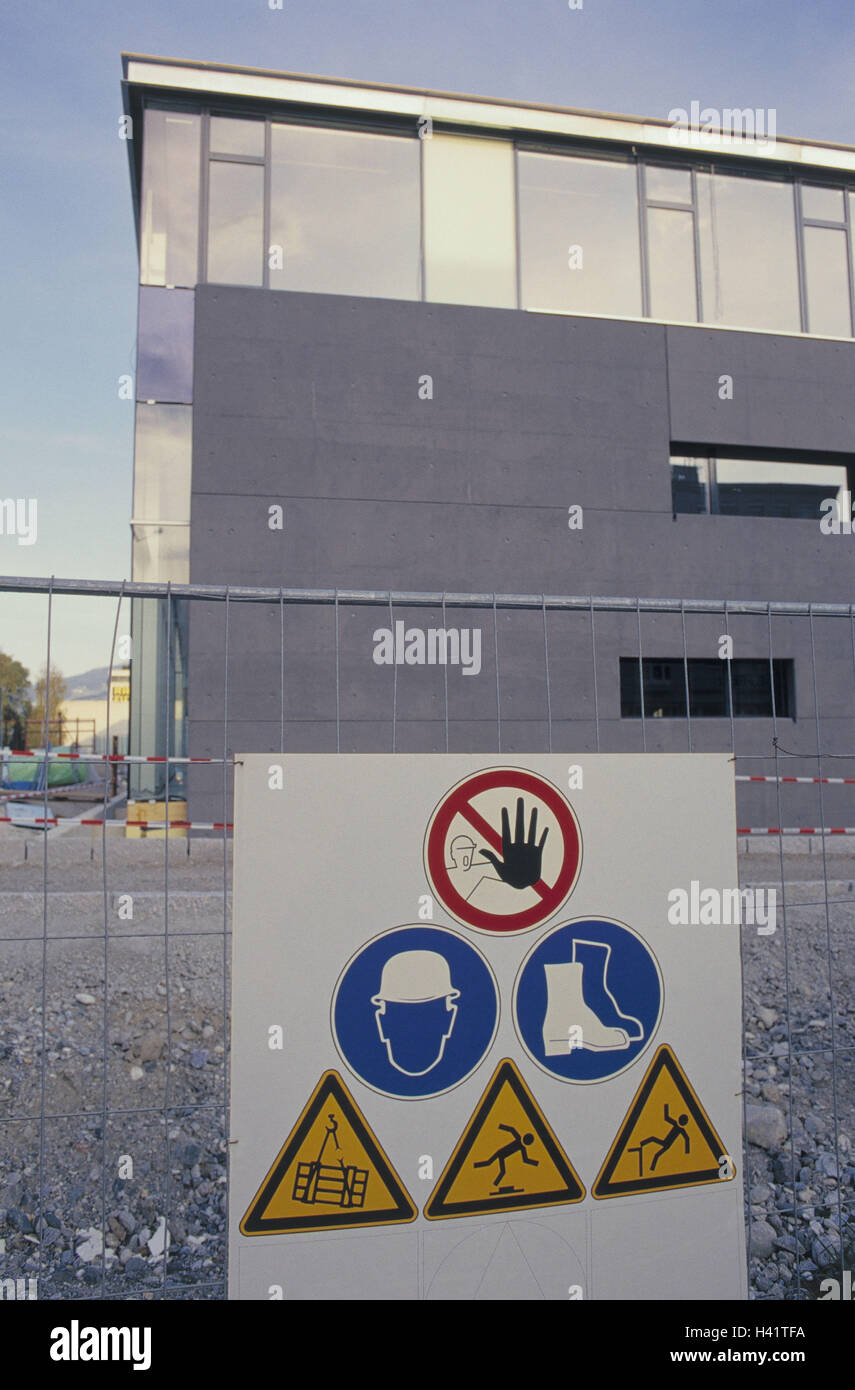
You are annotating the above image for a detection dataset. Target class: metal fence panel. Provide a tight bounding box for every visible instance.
[1,577,853,1301]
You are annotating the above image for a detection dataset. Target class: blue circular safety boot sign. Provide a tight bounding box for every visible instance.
[513,918,663,1084]
[332,925,500,1099]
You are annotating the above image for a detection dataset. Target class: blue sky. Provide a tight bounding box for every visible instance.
[1,0,853,676]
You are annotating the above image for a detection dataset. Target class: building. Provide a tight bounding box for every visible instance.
[121,55,855,824]
[60,668,131,753]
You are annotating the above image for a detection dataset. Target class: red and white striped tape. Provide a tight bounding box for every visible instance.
[0,815,59,826]
[2,752,227,764]
[0,815,232,829]
[737,827,855,836]
[6,757,853,780]
[1,811,850,836]
[736,775,855,785]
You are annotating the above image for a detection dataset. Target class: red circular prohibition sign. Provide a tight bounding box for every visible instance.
[424,768,582,934]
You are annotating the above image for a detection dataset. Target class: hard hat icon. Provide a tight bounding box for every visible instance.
[371,950,460,1005]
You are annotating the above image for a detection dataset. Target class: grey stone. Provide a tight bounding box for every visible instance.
[816,1152,840,1177]
[6,1208,34,1234]
[746,1103,788,1152]
[751,1220,777,1258]
[189,1049,208,1069]
[138,1031,163,1063]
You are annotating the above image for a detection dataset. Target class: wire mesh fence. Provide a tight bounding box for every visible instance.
[1,575,853,1300]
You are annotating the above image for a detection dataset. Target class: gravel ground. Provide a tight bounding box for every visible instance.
[1,826,853,1301]
[741,871,855,1299]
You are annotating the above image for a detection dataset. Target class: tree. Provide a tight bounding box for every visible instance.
[0,651,31,749]
[29,666,67,747]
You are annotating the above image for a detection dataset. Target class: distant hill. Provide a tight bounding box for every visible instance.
[23,667,129,703]
[63,668,111,701]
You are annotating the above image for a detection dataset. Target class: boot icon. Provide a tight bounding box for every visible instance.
[541,939,644,1056]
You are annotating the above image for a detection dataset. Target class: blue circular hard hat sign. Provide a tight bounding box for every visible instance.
[513,918,663,1084]
[332,925,499,1099]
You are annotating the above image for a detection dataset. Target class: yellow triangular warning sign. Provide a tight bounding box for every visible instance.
[240,1070,417,1235]
[425,1058,585,1220]
[593,1044,735,1199]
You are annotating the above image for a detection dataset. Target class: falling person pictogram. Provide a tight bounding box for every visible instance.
[472,1123,540,1193]
[292,1111,369,1209]
[628,1104,691,1177]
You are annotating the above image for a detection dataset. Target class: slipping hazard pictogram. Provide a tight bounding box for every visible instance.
[593,1044,735,1198]
[240,1070,417,1235]
[424,767,582,934]
[425,1058,585,1220]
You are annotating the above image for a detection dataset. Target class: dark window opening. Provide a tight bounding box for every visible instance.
[620,658,794,718]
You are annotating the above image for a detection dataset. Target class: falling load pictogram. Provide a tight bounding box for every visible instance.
[240,1070,416,1235]
[292,1113,369,1209]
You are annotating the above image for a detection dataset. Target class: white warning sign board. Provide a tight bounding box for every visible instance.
[229,755,746,1300]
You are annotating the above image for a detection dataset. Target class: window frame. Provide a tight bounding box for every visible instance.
[138,97,855,340]
[796,179,855,336]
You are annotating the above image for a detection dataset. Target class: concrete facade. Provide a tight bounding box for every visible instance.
[185,287,855,825]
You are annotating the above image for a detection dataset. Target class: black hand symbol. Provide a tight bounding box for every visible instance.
[479,798,548,891]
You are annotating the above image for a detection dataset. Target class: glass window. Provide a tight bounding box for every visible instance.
[131,524,190,585]
[646,165,692,205]
[210,116,264,158]
[801,184,844,222]
[140,110,200,287]
[132,404,192,524]
[670,457,709,513]
[715,457,848,518]
[207,162,264,285]
[269,124,420,300]
[697,173,800,332]
[422,134,516,308]
[730,661,792,718]
[620,658,793,718]
[519,153,642,317]
[803,226,852,337]
[673,455,848,518]
[136,288,195,403]
[647,208,697,321]
[514,153,642,316]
